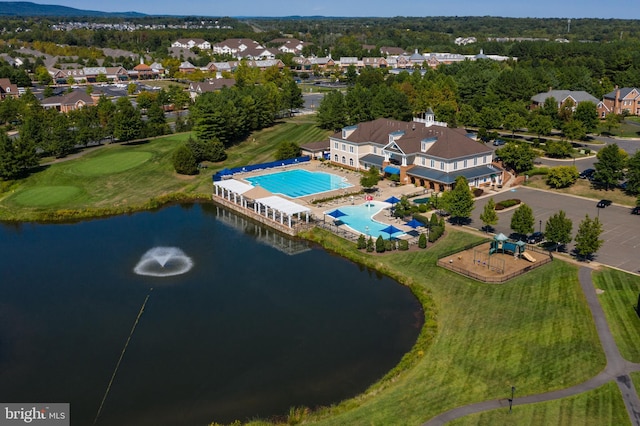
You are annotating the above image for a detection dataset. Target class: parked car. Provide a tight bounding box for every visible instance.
[527,232,545,244]
[632,206,640,215]
[596,199,612,208]
[579,168,595,179]
[493,139,506,146]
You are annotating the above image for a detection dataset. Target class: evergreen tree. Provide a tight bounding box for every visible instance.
[441,175,475,225]
[574,214,604,260]
[316,90,347,131]
[172,145,198,175]
[510,203,535,236]
[357,234,367,249]
[375,235,385,253]
[418,233,427,249]
[479,198,498,232]
[366,236,374,252]
[545,210,573,251]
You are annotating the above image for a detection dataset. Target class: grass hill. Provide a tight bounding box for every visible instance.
[0,1,146,17]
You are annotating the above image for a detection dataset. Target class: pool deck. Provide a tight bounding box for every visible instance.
[217,158,517,239]
[226,159,430,237]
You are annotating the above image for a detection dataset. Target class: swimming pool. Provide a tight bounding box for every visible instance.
[327,201,406,239]
[245,169,352,198]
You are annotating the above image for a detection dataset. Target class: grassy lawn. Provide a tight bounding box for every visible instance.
[0,117,613,425]
[633,372,640,399]
[592,268,640,363]
[447,381,628,426]
[296,228,605,425]
[0,116,331,221]
[525,176,637,207]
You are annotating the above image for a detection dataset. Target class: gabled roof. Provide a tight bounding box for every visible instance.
[332,118,491,160]
[190,79,236,92]
[531,90,598,105]
[603,87,640,100]
[41,90,94,107]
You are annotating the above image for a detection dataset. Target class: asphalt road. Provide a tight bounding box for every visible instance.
[472,187,640,274]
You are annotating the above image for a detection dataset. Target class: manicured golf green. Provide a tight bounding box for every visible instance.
[69,151,153,176]
[447,381,629,426]
[12,186,83,207]
[592,268,640,362]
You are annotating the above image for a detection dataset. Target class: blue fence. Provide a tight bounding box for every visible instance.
[212,156,311,182]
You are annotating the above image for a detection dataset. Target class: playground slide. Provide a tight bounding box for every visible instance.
[522,252,536,263]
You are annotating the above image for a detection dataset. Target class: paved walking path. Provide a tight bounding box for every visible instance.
[422,266,640,426]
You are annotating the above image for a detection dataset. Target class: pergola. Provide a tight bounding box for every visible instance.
[213,179,310,228]
[253,195,311,228]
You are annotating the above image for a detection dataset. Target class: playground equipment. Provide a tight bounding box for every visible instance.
[489,233,535,262]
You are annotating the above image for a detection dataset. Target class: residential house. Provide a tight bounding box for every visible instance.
[171,38,212,50]
[178,61,196,74]
[291,56,335,73]
[270,38,309,55]
[0,78,19,99]
[379,46,406,56]
[40,90,96,113]
[329,116,502,191]
[531,89,599,111]
[149,62,165,77]
[188,79,236,101]
[211,38,276,59]
[599,87,640,117]
[339,57,360,70]
[131,61,154,80]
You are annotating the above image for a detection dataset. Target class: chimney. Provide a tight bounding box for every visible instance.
[614,85,620,114]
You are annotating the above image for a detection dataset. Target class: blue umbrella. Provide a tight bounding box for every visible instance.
[405,218,424,229]
[327,209,347,219]
[380,224,403,239]
[385,196,401,205]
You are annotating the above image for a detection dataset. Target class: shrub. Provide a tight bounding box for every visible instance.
[546,165,579,188]
[398,240,409,251]
[473,188,484,197]
[375,235,385,253]
[384,239,395,251]
[418,204,428,213]
[172,145,198,175]
[357,234,367,249]
[366,236,374,252]
[418,233,427,248]
[495,199,521,210]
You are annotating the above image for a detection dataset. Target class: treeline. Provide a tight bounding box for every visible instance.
[0,87,184,180]
[190,66,303,146]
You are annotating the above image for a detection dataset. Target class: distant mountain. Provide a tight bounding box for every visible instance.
[0,2,146,17]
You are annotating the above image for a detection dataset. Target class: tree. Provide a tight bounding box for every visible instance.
[604,113,622,134]
[574,102,599,133]
[479,197,498,232]
[574,214,604,260]
[626,150,640,195]
[510,203,535,236]
[172,145,198,175]
[375,235,385,253]
[186,136,227,163]
[441,175,475,225]
[360,166,380,190]
[496,142,536,174]
[545,140,574,158]
[503,112,526,137]
[546,166,580,188]
[562,119,586,142]
[274,141,301,160]
[545,210,573,251]
[316,90,347,131]
[112,97,143,142]
[594,143,628,190]
[528,113,553,140]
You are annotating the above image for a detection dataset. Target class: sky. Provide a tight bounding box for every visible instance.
[6,0,640,19]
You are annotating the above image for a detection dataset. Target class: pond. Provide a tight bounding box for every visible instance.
[0,203,423,426]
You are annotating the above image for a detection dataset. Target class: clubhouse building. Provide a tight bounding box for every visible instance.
[329,115,504,191]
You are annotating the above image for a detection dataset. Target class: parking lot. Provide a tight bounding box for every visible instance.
[471,187,640,274]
